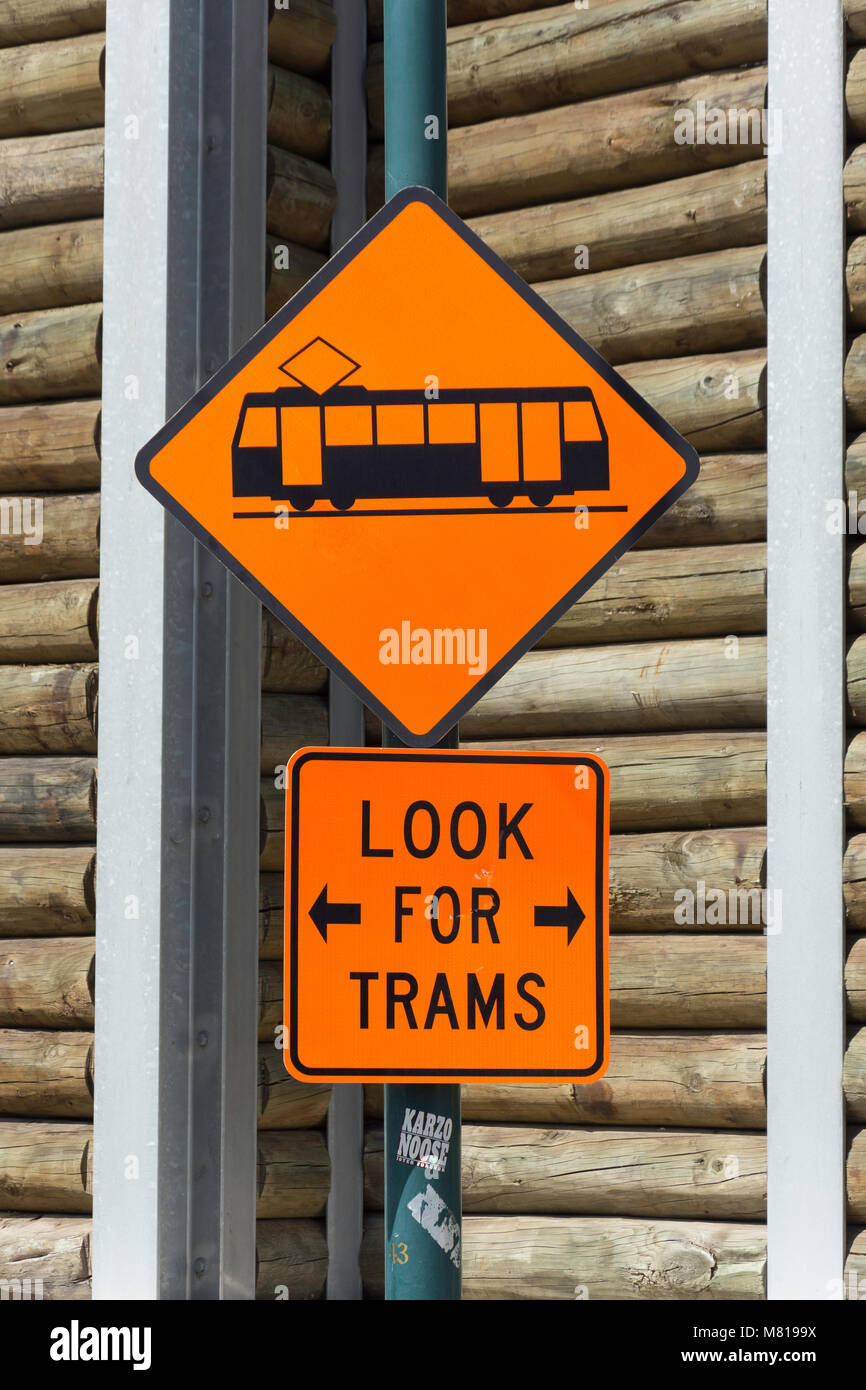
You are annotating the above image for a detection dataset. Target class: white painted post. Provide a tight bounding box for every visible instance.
[766,0,846,1299]
[94,0,266,1299]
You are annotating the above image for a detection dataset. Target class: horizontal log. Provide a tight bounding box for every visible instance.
[0,126,103,230]
[851,543,866,629]
[847,336,866,429]
[849,1129,866,1220]
[0,1030,328,1125]
[846,735,866,831]
[445,732,767,832]
[849,936,866,1022]
[470,163,767,287]
[0,0,104,44]
[0,1029,91,1117]
[255,1218,327,1300]
[634,453,765,550]
[0,399,100,490]
[259,935,766,1030]
[367,1032,767,1130]
[611,826,767,930]
[261,784,282,873]
[0,1120,329,1218]
[847,144,866,233]
[0,845,94,934]
[0,301,100,403]
[445,67,768,218]
[366,1123,766,1220]
[850,237,866,330]
[0,1214,91,1298]
[258,1044,330,1129]
[267,64,329,161]
[368,0,767,136]
[0,218,102,314]
[850,637,866,725]
[849,0,866,39]
[0,756,96,841]
[262,611,328,693]
[257,1129,329,1219]
[0,1120,91,1211]
[539,543,766,646]
[847,1029,866,1121]
[259,959,282,1040]
[460,637,766,741]
[445,0,554,21]
[850,434,866,508]
[259,873,283,958]
[619,348,766,451]
[265,236,326,319]
[361,1212,765,1299]
[846,1228,866,1298]
[0,937,93,1028]
[0,491,99,582]
[266,146,336,251]
[0,32,103,138]
[0,578,97,663]
[850,336,866,429]
[537,245,765,366]
[261,693,328,774]
[611,935,765,1028]
[0,1214,327,1300]
[268,0,335,76]
[849,48,866,142]
[0,663,97,754]
[846,834,866,930]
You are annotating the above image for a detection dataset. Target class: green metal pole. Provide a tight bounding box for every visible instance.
[383,0,460,1301]
[384,0,447,202]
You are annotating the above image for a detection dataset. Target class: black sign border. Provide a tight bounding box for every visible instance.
[135,186,700,747]
[287,748,608,1081]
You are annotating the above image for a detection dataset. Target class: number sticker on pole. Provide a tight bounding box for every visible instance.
[283,748,609,1084]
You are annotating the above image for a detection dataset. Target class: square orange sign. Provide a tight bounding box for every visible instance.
[284,748,609,1083]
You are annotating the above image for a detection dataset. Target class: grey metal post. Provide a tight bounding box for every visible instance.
[95,0,266,1299]
[325,0,369,1301]
[766,0,846,1298]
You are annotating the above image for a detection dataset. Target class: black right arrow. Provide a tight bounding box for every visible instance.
[534,889,585,945]
[309,885,361,943]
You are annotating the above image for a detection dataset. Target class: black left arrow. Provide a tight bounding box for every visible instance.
[309,885,361,943]
[534,890,585,945]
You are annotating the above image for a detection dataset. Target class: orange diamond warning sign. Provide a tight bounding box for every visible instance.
[136,187,699,743]
[284,748,609,1084]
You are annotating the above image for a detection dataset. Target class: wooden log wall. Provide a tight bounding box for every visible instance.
[368,0,866,1295]
[0,0,104,1304]
[5,0,864,1303]
[371,0,776,1301]
[0,0,337,1303]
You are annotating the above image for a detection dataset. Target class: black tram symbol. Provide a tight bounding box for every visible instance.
[231,339,610,511]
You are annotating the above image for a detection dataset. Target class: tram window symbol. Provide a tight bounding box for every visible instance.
[231,338,610,512]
